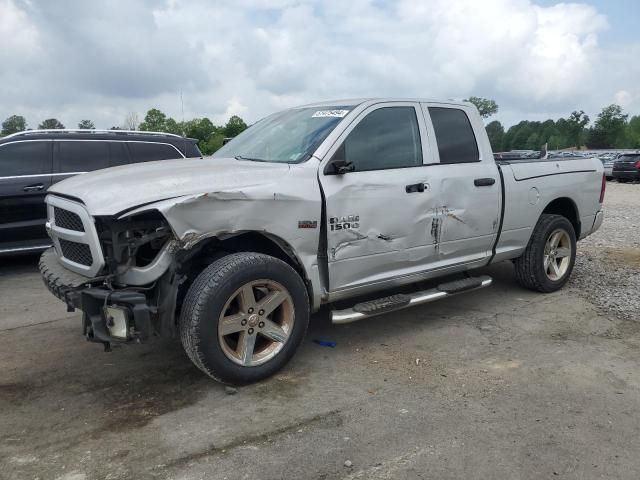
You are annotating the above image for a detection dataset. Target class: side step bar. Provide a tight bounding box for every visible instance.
[331,275,492,324]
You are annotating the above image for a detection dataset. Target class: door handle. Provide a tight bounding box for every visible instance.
[23,184,45,192]
[405,183,425,193]
[474,178,496,187]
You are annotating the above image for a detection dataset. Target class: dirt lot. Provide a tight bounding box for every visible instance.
[1,182,639,480]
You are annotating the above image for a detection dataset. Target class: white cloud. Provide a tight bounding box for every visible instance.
[0,0,637,129]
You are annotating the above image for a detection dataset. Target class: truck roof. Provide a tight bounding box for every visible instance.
[295,98,473,109]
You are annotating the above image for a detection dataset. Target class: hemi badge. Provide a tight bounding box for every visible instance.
[298,220,318,229]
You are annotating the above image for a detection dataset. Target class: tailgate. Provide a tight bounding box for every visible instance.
[508,158,597,181]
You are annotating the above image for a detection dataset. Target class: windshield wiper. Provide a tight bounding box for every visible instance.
[234,155,269,162]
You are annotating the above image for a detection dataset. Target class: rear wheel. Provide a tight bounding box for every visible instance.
[514,214,576,293]
[179,252,309,384]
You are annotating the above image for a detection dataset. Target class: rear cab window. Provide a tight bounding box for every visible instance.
[0,140,52,176]
[428,107,479,164]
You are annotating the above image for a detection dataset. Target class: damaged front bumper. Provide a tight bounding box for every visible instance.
[70,288,153,346]
[39,248,179,348]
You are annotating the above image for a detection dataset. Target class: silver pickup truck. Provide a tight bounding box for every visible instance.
[39,98,605,384]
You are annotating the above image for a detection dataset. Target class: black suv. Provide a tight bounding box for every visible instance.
[612,153,640,182]
[0,129,202,255]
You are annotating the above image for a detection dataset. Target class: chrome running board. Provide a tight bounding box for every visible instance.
[331,275,493,324]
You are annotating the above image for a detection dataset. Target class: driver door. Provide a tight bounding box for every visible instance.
[319,103,438,293]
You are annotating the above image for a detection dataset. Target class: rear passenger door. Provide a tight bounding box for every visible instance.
[420,104,501,265]
[0,140,53,249]
[126,142,184,163]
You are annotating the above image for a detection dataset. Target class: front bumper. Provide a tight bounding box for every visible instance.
[73,288,152,344]
[39,247,156,345]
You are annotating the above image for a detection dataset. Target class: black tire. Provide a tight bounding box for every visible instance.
[514,214,576,293]
[179,252,309,385]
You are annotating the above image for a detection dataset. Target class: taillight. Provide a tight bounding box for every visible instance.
[635,160,640,169]
[599,173,606,203]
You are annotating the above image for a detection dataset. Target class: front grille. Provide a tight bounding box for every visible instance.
[59,239,93,266]
[54,207,84,232]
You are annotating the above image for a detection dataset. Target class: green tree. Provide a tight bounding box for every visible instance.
[586,104,628,148]
[507,121,535,150]
[200,132,226,155]
[77,119,95,129]
[222,115,248,138]
[539,119,557,145]
[565,110,589,148]
[183,118,216,142]
[182,118,220,154]
[526,132,540,150]
[138,108,168,132]
[625,116,640,148]
[38,118,65,129]
[485,120,505,152]
[164,117,182,135]
[585,128,608,149]
[465,96,498,119]
[548,135,565,150]
[2,115,27,135]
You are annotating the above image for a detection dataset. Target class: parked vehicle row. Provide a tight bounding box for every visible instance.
[0,129,202,255]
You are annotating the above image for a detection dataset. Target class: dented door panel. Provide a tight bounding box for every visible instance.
[322,168,439,290]
[425,163,501,264]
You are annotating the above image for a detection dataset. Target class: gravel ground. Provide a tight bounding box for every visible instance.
[569,181,640,321]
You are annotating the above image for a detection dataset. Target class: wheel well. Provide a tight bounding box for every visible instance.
[181,231,310,292]
[542,197,580,238]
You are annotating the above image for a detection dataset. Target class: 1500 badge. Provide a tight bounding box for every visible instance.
[329,215,360,231]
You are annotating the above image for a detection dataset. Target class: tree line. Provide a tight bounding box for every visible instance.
[463,97,640,151]
[0,109,249,155]
[3,99,639,155]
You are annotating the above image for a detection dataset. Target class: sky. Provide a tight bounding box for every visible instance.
[0,0,638,130]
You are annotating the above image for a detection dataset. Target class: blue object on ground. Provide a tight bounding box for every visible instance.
[314,339,337,348]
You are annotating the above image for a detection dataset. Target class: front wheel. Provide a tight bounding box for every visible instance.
[179,252,309,385]
[514,214,576,293]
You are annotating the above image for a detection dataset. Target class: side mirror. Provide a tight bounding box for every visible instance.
[325,143,355,175]
[330,159,355,175]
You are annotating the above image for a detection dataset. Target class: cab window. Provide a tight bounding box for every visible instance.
[339,107,423,172]
[428,107,479,164]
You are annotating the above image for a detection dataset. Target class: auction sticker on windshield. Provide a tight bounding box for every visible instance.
[312,110,349,118]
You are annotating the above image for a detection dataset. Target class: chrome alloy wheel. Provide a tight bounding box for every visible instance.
[217,279,295,367]
[543,229,572,281]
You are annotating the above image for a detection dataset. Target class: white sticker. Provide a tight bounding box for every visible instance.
[312,109,349,118]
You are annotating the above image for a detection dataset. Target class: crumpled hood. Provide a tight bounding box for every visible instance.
[48,157,292,216]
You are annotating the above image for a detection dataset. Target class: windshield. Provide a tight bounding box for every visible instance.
[213,106,352,163]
